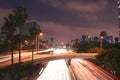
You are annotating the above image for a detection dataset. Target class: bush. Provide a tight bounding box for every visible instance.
[96,48,120,77]
[87,47,101,53]
[0,43,10,53]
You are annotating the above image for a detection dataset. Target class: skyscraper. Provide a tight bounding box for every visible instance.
[117,0,120,38]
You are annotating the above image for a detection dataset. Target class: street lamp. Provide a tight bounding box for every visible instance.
[36,32,43,53]
[100,36,103,51]
[31,41,34,64]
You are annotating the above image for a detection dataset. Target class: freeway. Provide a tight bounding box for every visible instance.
[0,48,118,80]
[37,59,70,80]
[35,48,118,80]
[36,58,118,80]
[71,58,118,80]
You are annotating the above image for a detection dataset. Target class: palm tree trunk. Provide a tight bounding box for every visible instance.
[32,46,33,64]
[18,29,22,79]
[11,39,14,80]
[19,35,21,63]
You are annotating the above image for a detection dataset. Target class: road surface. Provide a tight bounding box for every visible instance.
[37,59,70,80]
[71,58,118,80]
[0,49,118,80]
[36,58,118,80]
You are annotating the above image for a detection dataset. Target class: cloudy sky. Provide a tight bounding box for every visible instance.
[0,0,118,44]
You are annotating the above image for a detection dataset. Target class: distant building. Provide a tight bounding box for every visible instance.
[21,20,40,36]
[105,36,113,44]
[117,0,120,38]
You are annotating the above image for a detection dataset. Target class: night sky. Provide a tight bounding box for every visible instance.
[0,0,119,44]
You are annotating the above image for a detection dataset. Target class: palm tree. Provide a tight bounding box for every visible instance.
[2,13,16,80]
[29,27,41,40]
[13,6,28,79]
[82,35,87,41]
[50,37,54,47]
[114,37,119,44]
[13,6,28,64]
[100,31,107,38]
[29,26,41,63]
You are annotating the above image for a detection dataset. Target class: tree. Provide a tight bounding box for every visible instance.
[100,31,107,38]
[29,26,41,63]
[50,37,54,47]
[1,6,29,79]
[29,26,41,41]
[82,35,87,41]
[2,13,16,80]
[13,6,28,79]
[114,37,119,44]
[94,36,99,42]
[96,48,120,76]
[1,14,16,43]
[13,6,28,64]
[4,13,16,62]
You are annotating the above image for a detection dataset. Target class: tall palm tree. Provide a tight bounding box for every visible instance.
[3,14,16,64]
[100,31,107,38]
[82,35,87,41]
[29,27,41,40]
[13,6,28,64]
[13,6,28,79]
[50,37,54,47]
[114,37,119,44]
[29,26,41,63]
[2,13,16,80]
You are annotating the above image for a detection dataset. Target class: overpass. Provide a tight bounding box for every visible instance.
[23,53,98,65]
[0,53,98,69]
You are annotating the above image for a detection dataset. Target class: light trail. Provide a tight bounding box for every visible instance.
[71,59,97,80]
[0,48,53,63]
[71,58,118,80]
[0,54,18,63]
[76,58,117,80]
[37,59,70,80]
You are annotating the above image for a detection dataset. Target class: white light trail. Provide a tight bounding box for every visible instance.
[37,59,70,80]
[53,48,67,54]
[0,49,53,63]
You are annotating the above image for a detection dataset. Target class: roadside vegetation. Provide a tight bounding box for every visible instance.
[96,48,120,77]
[0,63,42,80]
[70,32,120,78]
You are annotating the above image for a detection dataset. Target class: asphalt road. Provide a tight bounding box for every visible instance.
[0,49,118,80]
[36,58,118,80]
[71,58,118,80]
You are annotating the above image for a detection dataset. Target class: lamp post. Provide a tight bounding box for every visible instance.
[100,36,103,51]
[36,32,43,53]
[31,41,34,64]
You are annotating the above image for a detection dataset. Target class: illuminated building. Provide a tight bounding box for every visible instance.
[117,0,120,38]
[105,36,113,44]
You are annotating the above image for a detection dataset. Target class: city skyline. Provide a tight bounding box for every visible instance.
[0,0,118,44]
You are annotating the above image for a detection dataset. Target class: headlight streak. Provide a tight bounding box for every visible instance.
[53,48,67,54]
[75,58,116,80]
[71,58,117,80]
[0,48,53,63]
[71,59,96,80]
[37,59,70,80]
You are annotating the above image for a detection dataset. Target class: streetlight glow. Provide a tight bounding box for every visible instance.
[36,32,43,53]
[40,32,43,36]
